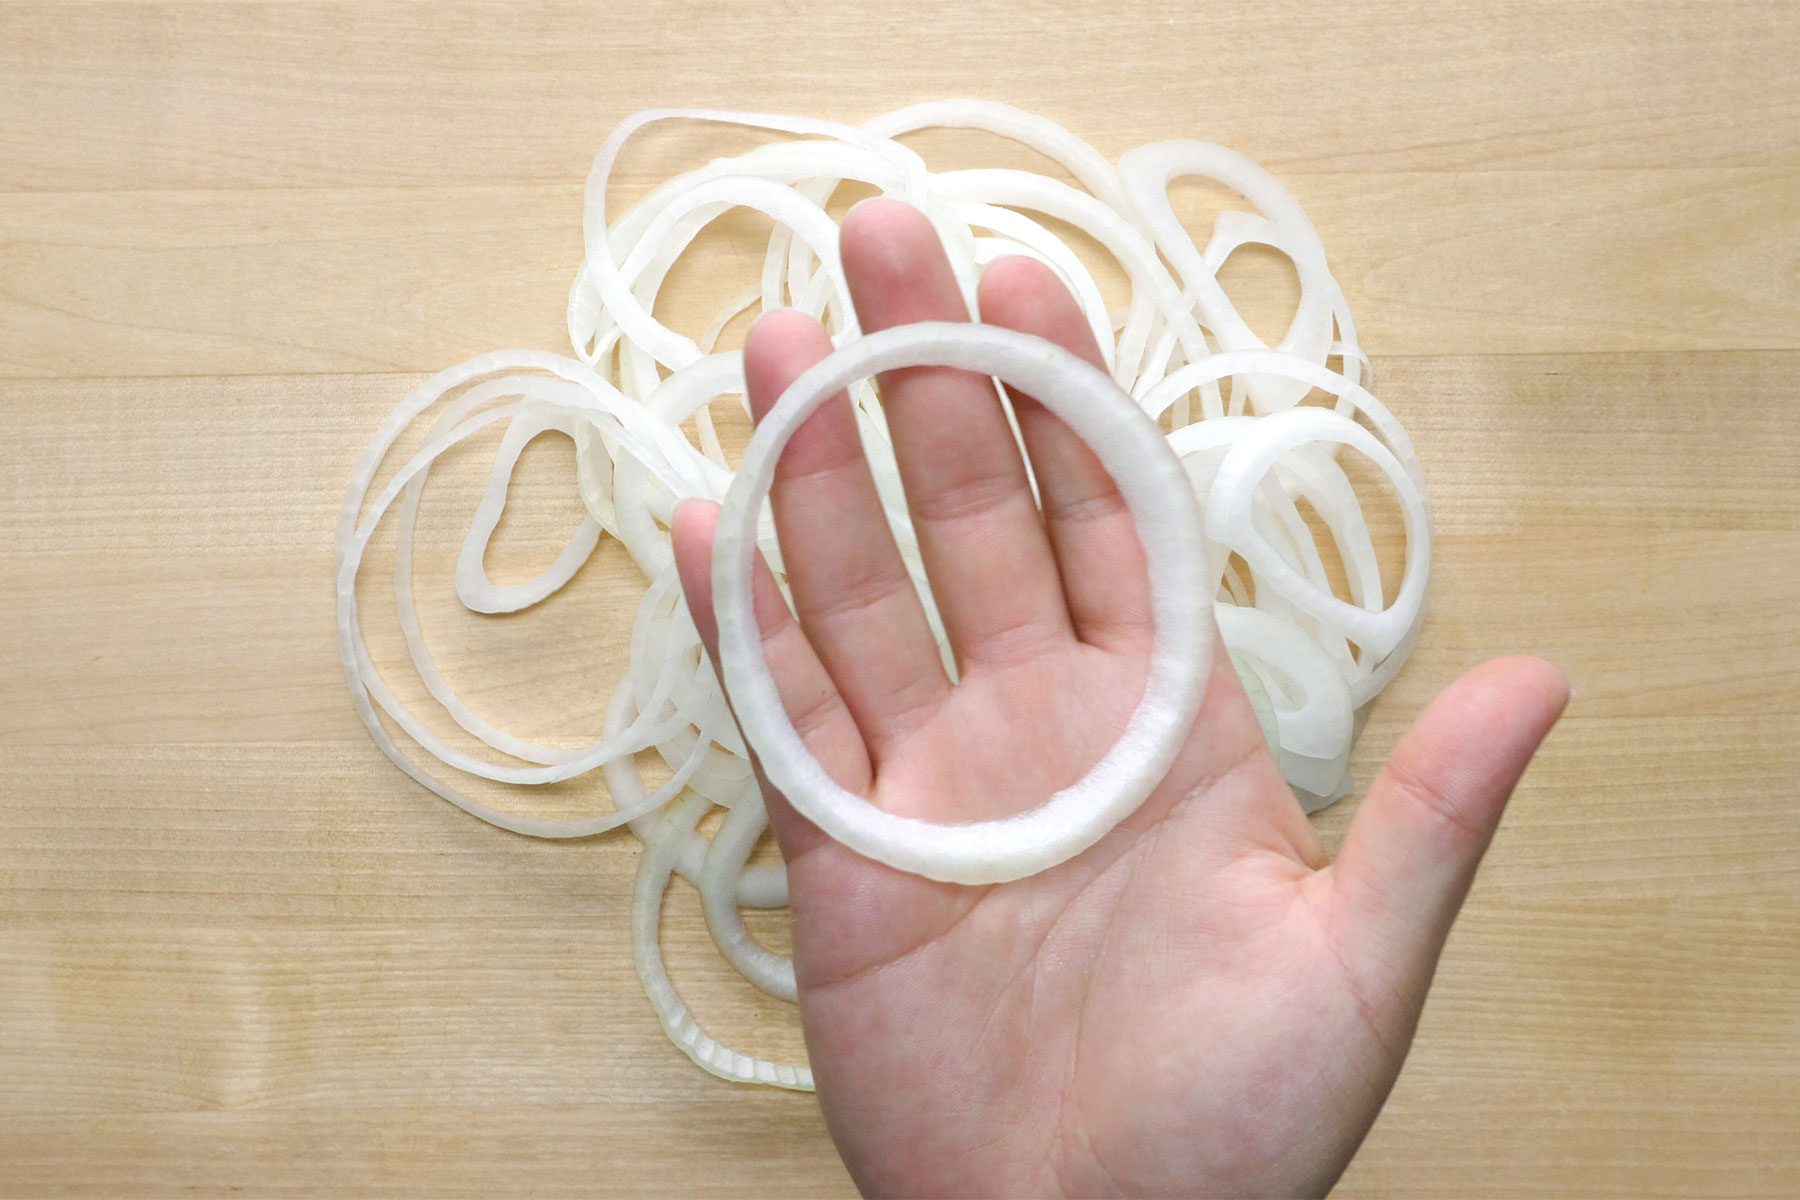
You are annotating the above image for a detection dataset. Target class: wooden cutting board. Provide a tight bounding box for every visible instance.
[2,2,1796,1194]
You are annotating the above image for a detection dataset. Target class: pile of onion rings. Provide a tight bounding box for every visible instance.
[336,102,1429,1089]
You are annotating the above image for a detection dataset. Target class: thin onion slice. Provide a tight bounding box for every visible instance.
[632,794,813,1090]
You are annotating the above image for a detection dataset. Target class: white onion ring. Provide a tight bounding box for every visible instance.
[1209,405,1429,660]
[454,408,601,615]
[712,322,1211,884]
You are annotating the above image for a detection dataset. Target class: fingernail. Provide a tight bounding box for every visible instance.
[846,194,900,219]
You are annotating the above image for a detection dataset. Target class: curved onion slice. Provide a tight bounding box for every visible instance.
[454,407,601,615]
[713,323,1211,884]
[1209,405,1429,660]
[632,794,812,1089]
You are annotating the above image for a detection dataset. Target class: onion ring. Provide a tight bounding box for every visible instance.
[712,322,1211,884]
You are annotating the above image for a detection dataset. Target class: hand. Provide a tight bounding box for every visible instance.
[671,199,1569,1198]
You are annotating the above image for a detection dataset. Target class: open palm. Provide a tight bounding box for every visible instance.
[671,200,1568,1198]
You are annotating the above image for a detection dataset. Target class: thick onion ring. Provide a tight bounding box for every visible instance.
[712,322,1211,884]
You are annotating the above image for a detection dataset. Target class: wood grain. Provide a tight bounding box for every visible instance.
[5,168,1798,379]
[4,1,1797,189]
[2,1,1797,1195]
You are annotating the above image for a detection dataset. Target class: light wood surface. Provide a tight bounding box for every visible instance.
[3,2,1797,1196]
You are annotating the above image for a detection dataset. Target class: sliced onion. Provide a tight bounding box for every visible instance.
[338,102,1432,1088]
[1209,405,1429,660]
[632,794,813,1089]
[713,322,1211,884]
[453,407,601,615]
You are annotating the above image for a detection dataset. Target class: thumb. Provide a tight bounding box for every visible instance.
[1330,656,1570,995]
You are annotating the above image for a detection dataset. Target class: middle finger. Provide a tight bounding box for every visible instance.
[839,199,1073,670]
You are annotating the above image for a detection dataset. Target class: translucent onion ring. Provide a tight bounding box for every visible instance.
[632,793,812,1089]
